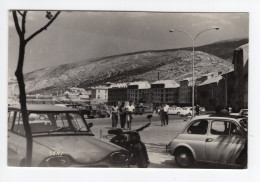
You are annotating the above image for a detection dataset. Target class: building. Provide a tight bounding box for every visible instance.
[196,73,222,111]
[69,87,86,93]
[151,80,180,106]
[127,81,151,104]
[107,83,128,105]
[178,77,193,106]
[91,86,108,100]
[232,44,248,110]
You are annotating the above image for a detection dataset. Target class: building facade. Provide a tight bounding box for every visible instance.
[127,81,151,104]
[151,80,179,106]
[232,44,248,109]
[178,77,192,106]
[107,83,128,105]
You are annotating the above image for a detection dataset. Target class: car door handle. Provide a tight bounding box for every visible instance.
[205,138,213,142]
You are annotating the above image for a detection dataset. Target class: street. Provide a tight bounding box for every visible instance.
[88,114,238,168]
[88,114,189,168]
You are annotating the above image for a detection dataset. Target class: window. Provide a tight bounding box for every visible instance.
[211,120,231,135]
[8,111,15,130]
[187,120,208,135]
[13,111,25,135]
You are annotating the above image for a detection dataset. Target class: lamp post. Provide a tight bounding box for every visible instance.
[169,27,219,118]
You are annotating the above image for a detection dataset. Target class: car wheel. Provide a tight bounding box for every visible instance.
[187,113,191,116]
[39,115,46,120]
[177,112,180,115]
[175,148,193,168]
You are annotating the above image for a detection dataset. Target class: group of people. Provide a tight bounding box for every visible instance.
[158,103,169,126]
[110,101,135,130]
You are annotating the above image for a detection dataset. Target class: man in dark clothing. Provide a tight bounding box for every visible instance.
[195,104,200,115]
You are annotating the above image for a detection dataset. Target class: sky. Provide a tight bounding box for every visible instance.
[8,11,249,78]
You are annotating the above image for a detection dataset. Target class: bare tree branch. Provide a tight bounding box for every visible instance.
[17,11,23,16]
[12,11,22,37]
[21,11,27,34]
[25,11,61,43]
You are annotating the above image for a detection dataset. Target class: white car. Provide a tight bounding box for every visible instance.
[166,115,247,168]
[180,107,193,116]
[168,107,182,115]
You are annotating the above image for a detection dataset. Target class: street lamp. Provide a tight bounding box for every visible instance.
[169,27,220,118]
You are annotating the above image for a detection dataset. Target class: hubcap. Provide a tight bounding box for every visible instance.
[177,153,190,166]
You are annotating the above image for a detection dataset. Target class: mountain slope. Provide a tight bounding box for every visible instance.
[22,49,233,95]
[10,38,248,95]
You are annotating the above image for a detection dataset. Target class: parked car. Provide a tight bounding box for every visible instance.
[180,107,193,116]
[8,104,129,167]
[134,106,145,115]
[230,109,248,118]
[167,107,182,115]
[166,115,247,168]
[239,109,248,117]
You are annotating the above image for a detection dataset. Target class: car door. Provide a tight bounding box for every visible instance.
[205,119,246,165]
[8,111,27,166]
[182,119,209,161]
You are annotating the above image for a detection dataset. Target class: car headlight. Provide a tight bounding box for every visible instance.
[42,155,72,167]
[109,152,129,163]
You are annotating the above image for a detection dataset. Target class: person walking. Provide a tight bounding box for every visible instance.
[195,104,200,116]
[163,103,169,125]
[119,102,126,129]
[125,101,135,130]
[111,103,119,129]
[159,105,165,126]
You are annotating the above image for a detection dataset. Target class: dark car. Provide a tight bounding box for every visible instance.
[66,104,95,119]
[8,104,130,167]
[134,106,145,115]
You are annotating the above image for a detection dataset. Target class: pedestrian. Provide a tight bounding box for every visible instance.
[125,101,135,130]
[195,104,200,115]
[158,105,165,126]
[228,106,232,113]
[220,107,229,116]
[119,102,126,129]
[163,103,169,125]
[111,103,119,129]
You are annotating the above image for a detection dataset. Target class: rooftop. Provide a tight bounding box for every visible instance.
[128,81,151,89]
[109,82,128,88]
[197,75,222,86]
[151,80,180,88]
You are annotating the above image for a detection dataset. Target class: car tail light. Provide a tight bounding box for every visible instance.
[43,155,72,167]
[109,152,128,163]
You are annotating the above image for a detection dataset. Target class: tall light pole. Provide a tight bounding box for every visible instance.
[169,27,220,118]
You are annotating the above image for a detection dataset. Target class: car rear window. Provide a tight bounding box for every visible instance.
[187,120,208,135]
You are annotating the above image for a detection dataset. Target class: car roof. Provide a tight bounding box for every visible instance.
[8,104,80,112]
[191,114,247,122]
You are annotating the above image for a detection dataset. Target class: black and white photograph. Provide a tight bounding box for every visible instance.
[1,0,260,182]
[7,10,249,168]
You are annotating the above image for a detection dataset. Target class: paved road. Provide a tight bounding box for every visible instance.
[87,114,189,168]
[87,114,236,169]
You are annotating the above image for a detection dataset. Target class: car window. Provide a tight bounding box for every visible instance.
[211,120,231,135]
[230,122,242,136]
[13,111,25,136]
[28,112,89,134]
[187,120,208,135]
[8,111,15,130]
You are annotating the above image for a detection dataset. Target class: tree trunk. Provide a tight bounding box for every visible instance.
[15,39,32,167]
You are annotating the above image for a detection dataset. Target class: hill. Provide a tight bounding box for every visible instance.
[9,38,248,95]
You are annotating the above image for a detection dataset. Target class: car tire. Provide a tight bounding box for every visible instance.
[175,148,193,168]
[187,113,191,116]
[177,112,180,115]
